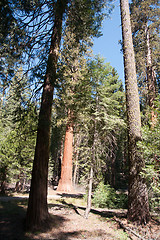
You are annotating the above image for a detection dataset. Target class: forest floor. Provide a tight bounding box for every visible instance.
[0,189,160,240]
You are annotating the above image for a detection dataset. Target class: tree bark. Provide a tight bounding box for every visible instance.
[120,0,150,224]
[57,110,74,192]
[111,150,116,188]
[0,180,6,195]
[73,132,81,187]
[85,166,93,219]
[0,166,7,194]
[73,158,78,187]
[145,26,157,125]
[26,0,67,231]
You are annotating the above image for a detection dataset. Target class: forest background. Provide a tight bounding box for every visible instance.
[0,0,159,231]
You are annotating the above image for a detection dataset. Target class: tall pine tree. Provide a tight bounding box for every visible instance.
[120,0,150,224]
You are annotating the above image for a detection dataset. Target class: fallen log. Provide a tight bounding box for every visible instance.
[113,217,146,240]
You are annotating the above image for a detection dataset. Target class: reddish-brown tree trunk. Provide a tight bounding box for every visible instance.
[26,0,67,231]
[57,111,74,193]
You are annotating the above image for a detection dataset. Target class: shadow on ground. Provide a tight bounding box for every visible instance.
[0,197,67,240]
[0,193,127,240]
[58,199,127,219]
[48,230,84,240]
[0,198,28,240]
[57,192,84,199]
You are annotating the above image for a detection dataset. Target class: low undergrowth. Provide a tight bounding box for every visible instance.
[92,182,128,209]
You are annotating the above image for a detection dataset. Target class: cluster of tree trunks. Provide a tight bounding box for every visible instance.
[25,0,151,231]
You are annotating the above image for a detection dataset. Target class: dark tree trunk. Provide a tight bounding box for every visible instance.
[0,180,6,195]
[145,26,157,125]
[111,152,116,188]
[120,0,150,224]
[85,123,96,218]
[26,0,67,231]
[57,110,74,192]
[73,133,81,187]
[58,156,62,181]
[50,126,63,186]
[0,83,6,108]
[0,166,7,194]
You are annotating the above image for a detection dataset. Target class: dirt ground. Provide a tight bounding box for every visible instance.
[0,190,160,240]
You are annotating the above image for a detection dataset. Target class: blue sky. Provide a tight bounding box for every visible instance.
[93,1,124,84]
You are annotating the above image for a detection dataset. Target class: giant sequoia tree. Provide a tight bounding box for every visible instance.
[56,0,113,192]
[120,0,150,224]
[26,0,68,231]
[56,28,91,193]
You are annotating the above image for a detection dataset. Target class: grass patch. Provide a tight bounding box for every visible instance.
[48,195,86,208]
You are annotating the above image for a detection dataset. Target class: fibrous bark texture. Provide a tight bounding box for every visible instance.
[120,0,150,224]
[26,0,67,231]
[57,114,74,192]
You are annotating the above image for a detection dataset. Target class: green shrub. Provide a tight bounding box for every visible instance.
[92,182,128,209]
[92,182,116,208]
[115,192,128,209]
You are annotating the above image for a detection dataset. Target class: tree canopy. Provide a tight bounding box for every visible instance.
[0,0,159,230]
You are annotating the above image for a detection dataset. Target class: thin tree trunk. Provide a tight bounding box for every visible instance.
[0,81,6,108]
[26,0,67,231]
[73,133,81,187]
[111,151,116,188]
[15,174,21,192]
[57,110,74,192]
[73,159,78,187]
[0,166,7,194]
[145,26,157,125]
[0,181,6,194]
[85,166,93,219]
[85,119,96,219]
[120,0,150,224]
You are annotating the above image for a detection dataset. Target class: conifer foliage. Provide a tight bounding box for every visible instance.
[1,0,160,231]
[0,69,37,194]
[73,57,126,188]
[130,0,160,124]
